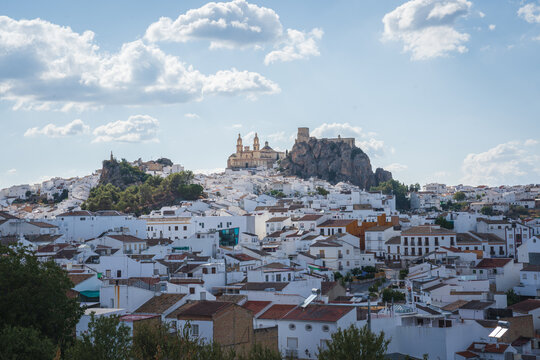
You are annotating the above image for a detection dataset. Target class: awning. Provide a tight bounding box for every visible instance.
[80,290,100,298]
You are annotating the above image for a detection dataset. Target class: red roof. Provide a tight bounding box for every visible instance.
[297,214,324,221]
[475,258,512,269]
[318,219,356,227]
[227,253,258,262]
[508,299,540,313]
[456,350,479,358]
[467,342,509,354]
[282,305,354,322]
[242,301,271,315]
[258,304,296,320]
[120,314,160,322]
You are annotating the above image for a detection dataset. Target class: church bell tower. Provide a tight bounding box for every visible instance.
[253,133,260,151]
[236,134,243,153]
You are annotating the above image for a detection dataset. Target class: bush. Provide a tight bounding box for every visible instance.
[382,288,405,303]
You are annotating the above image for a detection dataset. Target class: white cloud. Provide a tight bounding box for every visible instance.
[92,115,160,143]
[478,11,485,18]
[518,3,540,23]
[24,119,89,138]
[0,16,279,110]
[385,163,408,172]
[311,122,386,157]
[461,140,540,185]
[264,28,323,65]
[145,0,283,48]
[382,0,472,60]
[489,24,496,30]
[7,169,17,174]
[231,123,243,129]
[145,0,323,65]
[184,113,200,119]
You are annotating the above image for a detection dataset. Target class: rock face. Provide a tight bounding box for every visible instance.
[280,138,392,189]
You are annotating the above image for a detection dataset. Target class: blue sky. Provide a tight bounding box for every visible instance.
[0,0,539,189]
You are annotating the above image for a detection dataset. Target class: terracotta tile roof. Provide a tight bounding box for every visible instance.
[365,225,394,232]
[508,299,540,313]
[385,236,401,245]
[467,342,509,354]
[68,273,94,286]
[134,294,187,314]
[311,240,342,248]
[456,350,479,359]
[215,294,247,304]
[460,300,493,310]
[318,219,356,227]
[169,301,232,319]
[226,253,258,262]
[242,301,271,315]
[416,304,441,315]
[240,282,289,291]
[258,304,296,319]
[470,232,505,244]
[0,211,19,220]
[475,258,512,269]
[266,217,289,223]
[441,300,469,312]
[107,234,146,243]
[297,214,324,221]
[521,264,540,272]
[422,283,448,292]
[402,225,455,235]
[28,221,58,228]
[321,281,339,295]
[282,304,354,322]
[457,233,482,244]
[57,210,94,217]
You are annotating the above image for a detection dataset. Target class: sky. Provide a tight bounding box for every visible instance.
[0,0,539,189]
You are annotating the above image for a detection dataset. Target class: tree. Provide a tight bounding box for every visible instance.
[316,187,329,196]
[317,324,390,360]
[481,206,494,216]
[453,192,466,201]
[0,246,82,348]
[435,216,454,230]
[382,288,405,303]
[0,325,56,360]
[65,314,132,360]
[506,289,520,306]
[370,180,410,211]
[399,269,409,280]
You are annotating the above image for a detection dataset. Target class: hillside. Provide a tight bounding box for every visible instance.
[280,137,392,189]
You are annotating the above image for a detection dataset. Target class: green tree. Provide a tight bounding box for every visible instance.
[66,314,132,360]
[0,246,82,348]
[317,324,390,360]
[481,206,494,216]
[382,288,405,303]
[435,216,454,230]
[316,187,329,196]
[506,289,520,306]
[399,269,409,280]
[0,325,56,360]
[453,192,466,201]
[370,180,410,211]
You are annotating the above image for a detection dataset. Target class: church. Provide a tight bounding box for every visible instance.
[227,133,285,170]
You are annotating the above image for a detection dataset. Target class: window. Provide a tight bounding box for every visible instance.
[289,323,296,330]
[305,324,312,331]
[175,226,178,231]
[276,274,282,282]
[322,325,330,332]
[265,275,269,282]
[189,287,195,294]
[116,270,121,278]
[202,268,208,274]
[211,267,216,274]
[192,324,199,336]
[105,269,111,277]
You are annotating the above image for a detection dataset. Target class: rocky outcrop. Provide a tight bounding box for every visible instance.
[280,138,392,189]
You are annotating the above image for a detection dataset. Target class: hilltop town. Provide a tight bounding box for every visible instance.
[1,128,540,360]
